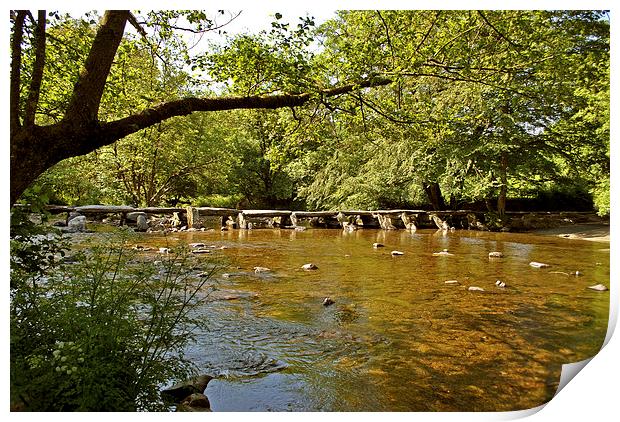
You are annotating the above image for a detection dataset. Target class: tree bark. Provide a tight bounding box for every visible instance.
[497,151,508,218]
[24,10,46,126]
[10,11,27,133]
[63,11,129,123]
[423,181,445,211]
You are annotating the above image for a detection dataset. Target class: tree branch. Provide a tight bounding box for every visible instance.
[64,10,130,123]
[101,77,392,144]
[10,10,27,133]
[416,11,441,53]
[24,10,47,126]
[477,11,521,50]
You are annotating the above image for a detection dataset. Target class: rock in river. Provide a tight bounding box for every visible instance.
[254,266,271,273]
[529,261,550,268]
[468,286,484,292]
[587,284,608,292]
[323,297,335,306]
[67,215,87,232]
[433,249,454,256]
[176,393,211,412]
[161,374,214,403]
[191,249,211,254]
[302,263,318,270]
[373,243,385,248]
[391,250,404,256]
[488,251,503,258]
[444,280,459,285]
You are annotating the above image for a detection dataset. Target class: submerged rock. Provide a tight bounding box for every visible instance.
[587,284,608,292]
[529,261,550,268]
[302,263,318,270]
[433,249,453,256]
[488,251,503,258]
[176,393,211,412]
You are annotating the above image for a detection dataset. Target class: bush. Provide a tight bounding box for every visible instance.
[591,177,610,217]
[10,213,215,411]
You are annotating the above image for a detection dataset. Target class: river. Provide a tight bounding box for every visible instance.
[99,227,610,411]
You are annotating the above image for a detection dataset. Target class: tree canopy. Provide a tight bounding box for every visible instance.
[10,9,610,215]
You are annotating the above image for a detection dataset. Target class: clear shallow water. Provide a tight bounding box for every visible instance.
[103,228,610,411]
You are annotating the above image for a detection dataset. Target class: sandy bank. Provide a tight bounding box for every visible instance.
[533,223,610,243]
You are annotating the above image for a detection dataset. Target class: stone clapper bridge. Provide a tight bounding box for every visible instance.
[39,204,597,231]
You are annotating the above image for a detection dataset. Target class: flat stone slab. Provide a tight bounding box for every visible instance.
[291,211,338,217]
[75,205,134,213]
[241,210,292,217]
[196,207,240,215]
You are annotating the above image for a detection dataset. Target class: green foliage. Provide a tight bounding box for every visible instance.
[10,219,215,411]
[22,10,610,212]
[592,178,610,216]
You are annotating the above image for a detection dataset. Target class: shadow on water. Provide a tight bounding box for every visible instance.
[84,228,609,411]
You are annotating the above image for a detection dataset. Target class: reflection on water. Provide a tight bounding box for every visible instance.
[123,228,609,411]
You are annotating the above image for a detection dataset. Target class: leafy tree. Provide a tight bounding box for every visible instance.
[9,9,389,205]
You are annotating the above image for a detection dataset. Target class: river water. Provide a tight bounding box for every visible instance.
[114,228,609,411]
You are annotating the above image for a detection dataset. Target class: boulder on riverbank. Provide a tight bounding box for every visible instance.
[161,374,214,404]
[176,393,211,411]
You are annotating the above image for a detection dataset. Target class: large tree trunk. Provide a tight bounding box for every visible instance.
[423,181,445,211]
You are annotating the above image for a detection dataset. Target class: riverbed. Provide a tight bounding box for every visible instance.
[83,227,610,411]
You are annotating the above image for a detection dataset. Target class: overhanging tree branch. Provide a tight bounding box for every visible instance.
[100,77,392,144]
